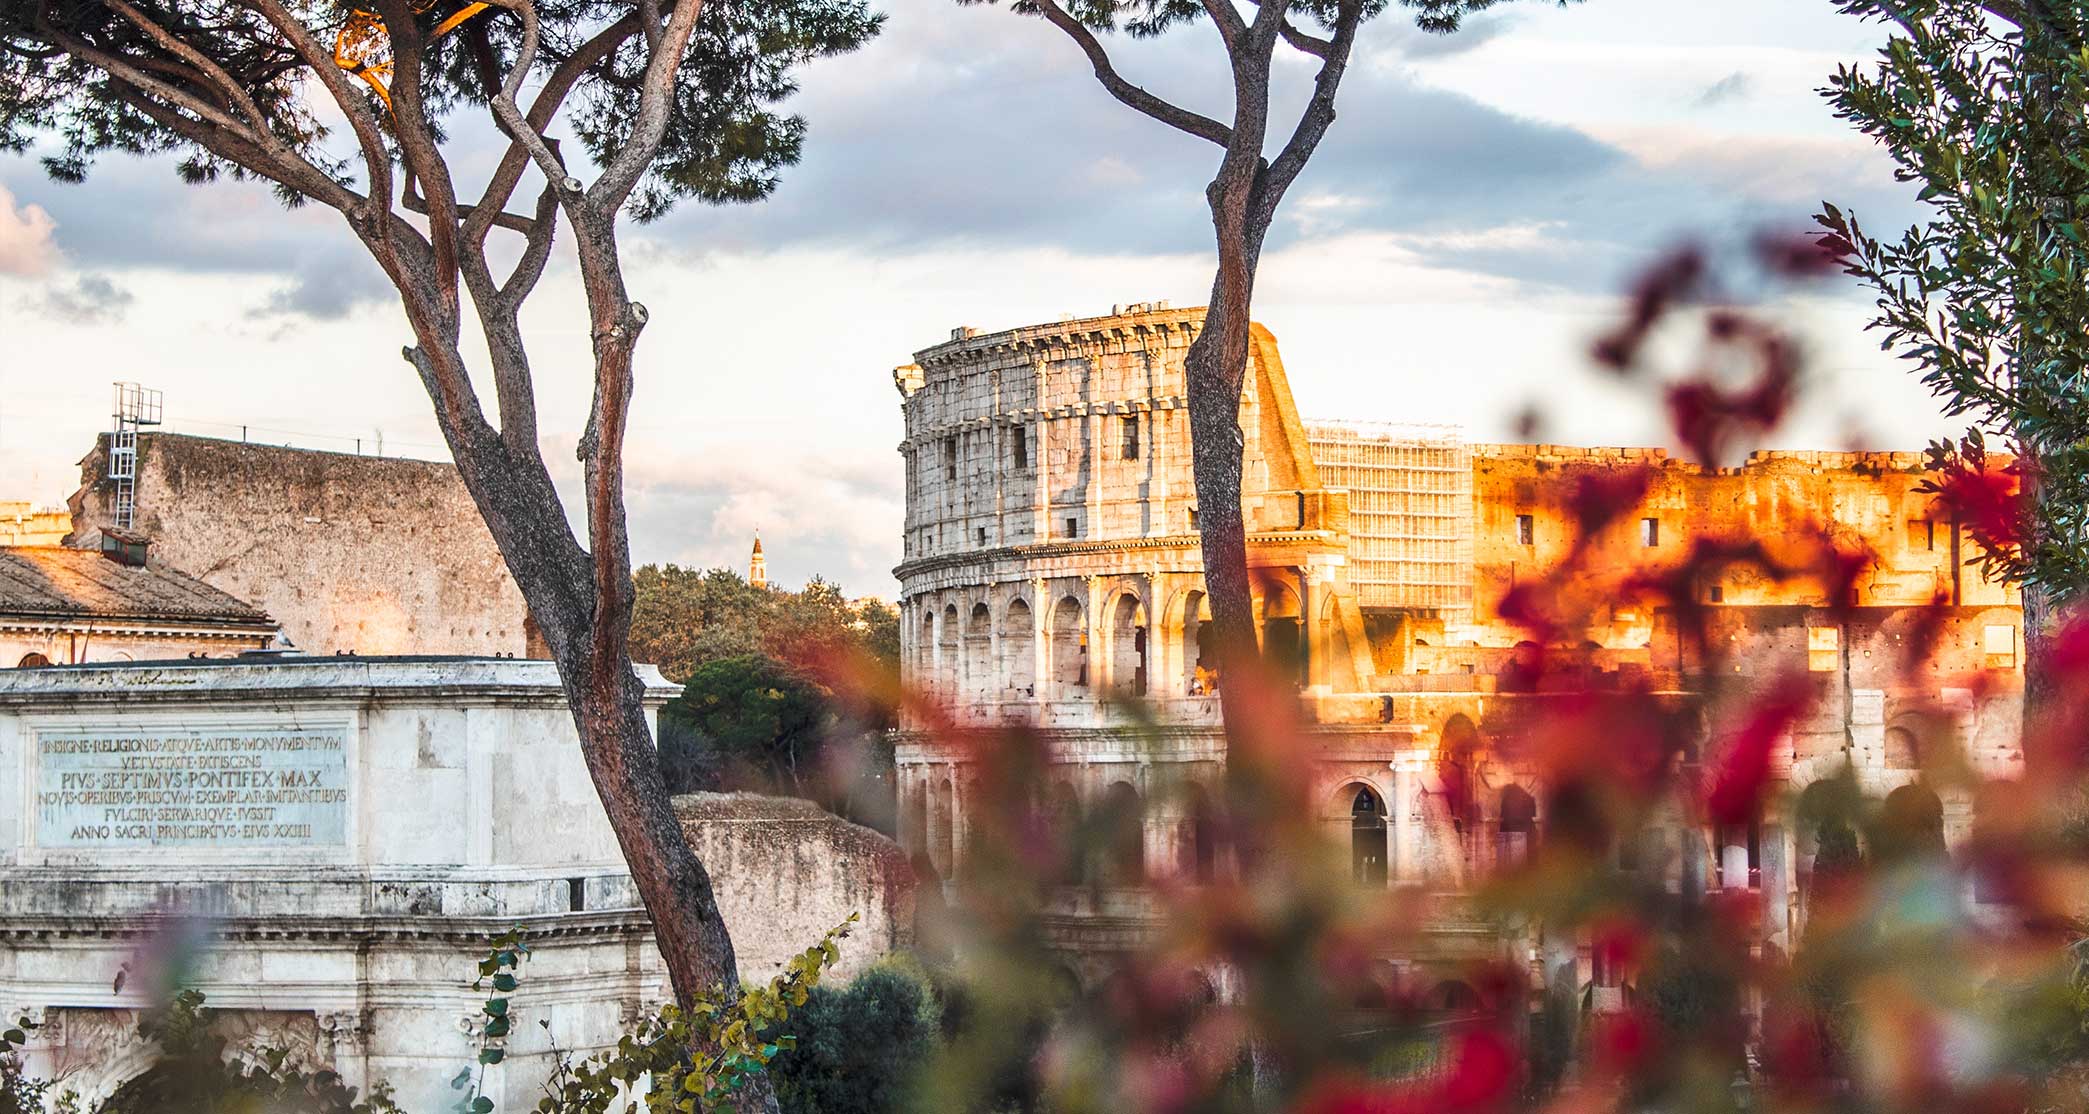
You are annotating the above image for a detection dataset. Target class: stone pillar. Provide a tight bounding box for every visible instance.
[319,1009,369,1094]
[1031,577,1050,705]
[1391,751,1427,883]
[1083,574,1102,706]
[1760,821,1792,953]
[950,763,968,879]
[1297,567,1315,691]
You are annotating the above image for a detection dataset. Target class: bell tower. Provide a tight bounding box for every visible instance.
[749,533,769,590]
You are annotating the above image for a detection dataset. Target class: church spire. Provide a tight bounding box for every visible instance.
[749,532,768,590]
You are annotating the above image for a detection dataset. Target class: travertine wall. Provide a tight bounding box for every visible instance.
[67,434,531,657]
[674,792,916,983]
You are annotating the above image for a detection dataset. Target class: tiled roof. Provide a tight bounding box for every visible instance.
[0,547,272,628]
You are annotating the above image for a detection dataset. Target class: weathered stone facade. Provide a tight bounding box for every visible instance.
[674,793,916,984]
[66,434,532,658]
[890,304,2023,990]
[0,658,673,1109]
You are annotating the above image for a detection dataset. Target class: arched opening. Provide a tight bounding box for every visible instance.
[1180,590,1215,695]
[1437,715,1480,862]
[965,602,992,705]
[1050,596,1087,696]
[1106,592,1148,698]
[1002,598,1036,698]
[916,609,936,695]
[1051,781,1082,885]
[15,652,48,668]
[1422,979,1482,1015]
[1182,782,1218,883]
[1257,577,1304,687]
[1350,784,1388,885]
[1882,782,1947,860]
[1100,780,1145,885]
[938,605,960,698]
[1884,724,1921,770]
[931,777,956,875]
[1498,784,1537,868]
[904,780,929,855]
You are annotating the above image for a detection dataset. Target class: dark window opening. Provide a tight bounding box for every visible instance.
[1351,787,1388,886]
[943,436,957,480]
[1012,429,1028,470]
[1641,517,1660,547]
[1121,416,1140,460]
[1516,513,1534,546]
[977,527,987,547]
[567,877,586,912]
[1066,517,1079,539]
[1709,584,1724,603]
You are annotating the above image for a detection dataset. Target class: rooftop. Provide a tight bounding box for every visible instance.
[0,546,273,628]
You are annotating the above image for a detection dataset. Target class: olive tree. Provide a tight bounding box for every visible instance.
[0,0,878,1055]
[981,0,1575,736]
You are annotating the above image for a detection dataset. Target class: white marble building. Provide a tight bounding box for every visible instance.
[0,656,673,1109]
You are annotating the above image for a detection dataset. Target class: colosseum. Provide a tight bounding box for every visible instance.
[889,303,2024,991]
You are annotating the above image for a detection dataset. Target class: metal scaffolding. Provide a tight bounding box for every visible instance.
[109,382,163,531]
[1305,421,1472,617]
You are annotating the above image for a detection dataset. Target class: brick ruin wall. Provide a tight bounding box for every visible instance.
[67,433,532,657]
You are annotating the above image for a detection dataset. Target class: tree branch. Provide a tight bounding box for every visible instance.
[1030,0,1233,148]
[592,0,705,211]
[1258,0,1363,221]
[240,0,396,222]
[1279,19,1332,58]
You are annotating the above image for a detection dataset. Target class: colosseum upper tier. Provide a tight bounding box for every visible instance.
[890,303,2023,974]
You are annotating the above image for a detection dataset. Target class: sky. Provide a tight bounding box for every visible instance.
[0,0,1943,600]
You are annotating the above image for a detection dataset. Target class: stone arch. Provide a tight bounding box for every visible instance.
[15,652,48,667]
[938,604,960,697]
[1498,783,1537,867]
[1002,597,1036,698]
[1883,721,1922,770]
[904,779,929,855]
[1050,780,1082,884]
[1349,782,1388,885]
[916,607,936,694]
[1882,781,1946,858]
[1422,979,1482,1015]
[931,775,956,875]
[1254,574,1304,684]
[965,601,992,704]
[1050,595,1087,695]
[1178,589,1214,695]
[1104,590,1148,698]
[1100,780,1146,884]
[1180,781,1218,883]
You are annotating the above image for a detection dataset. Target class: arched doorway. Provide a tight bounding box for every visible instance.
[1884,724,1921,769]
[965,602,992,705]
[938,605,960,697]
[1051,781,1082,884]
[1882,782,1946,859]
[1182,782,1218,883]
[1100,781,1145,885]
[1180,590,1214,695]
[931,777,956,875]
[1257,578,1304,686]
[1350,784,1388,886]
[904,780,929,855]
[917,609,936,695]
[1106,592,1147,698]
[1050,596,1087,696]
[1438,714,1481,867]
[1498,784,1537,868]
[1002,598,1036,698]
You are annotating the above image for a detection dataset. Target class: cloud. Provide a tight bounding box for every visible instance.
[248,255,397,321]
[0,183,57,276]
[1695,71,1753,107]
[32,273,135,325]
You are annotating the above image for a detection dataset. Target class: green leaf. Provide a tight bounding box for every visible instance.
[479,1047,505,1065]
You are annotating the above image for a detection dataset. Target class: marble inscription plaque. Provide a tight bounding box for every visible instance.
[35,725,349,849]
